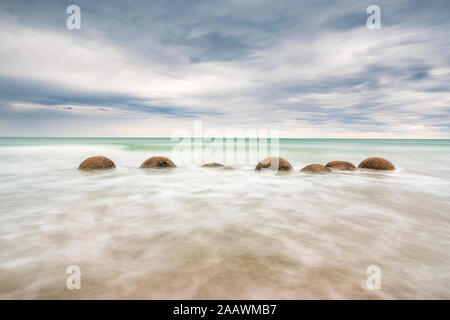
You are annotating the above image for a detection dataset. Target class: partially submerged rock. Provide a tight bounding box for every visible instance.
[79,156,116,170]
[202,162,225,168]
[325,160,356,171]
[140,156,176,168]
[255,157,293,171]
[301,164,331,174]
[358,157,395,170]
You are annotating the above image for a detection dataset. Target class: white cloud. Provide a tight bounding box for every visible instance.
[0,1,448,138]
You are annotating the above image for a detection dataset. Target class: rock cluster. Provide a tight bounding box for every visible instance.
[78,156,396,173]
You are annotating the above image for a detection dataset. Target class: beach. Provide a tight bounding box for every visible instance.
[0,138,449,299]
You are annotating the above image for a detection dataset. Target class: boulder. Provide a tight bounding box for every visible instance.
[79,156,116,170]
[202,162,225,168]
[140,156,176,168]
[255,157,293,171]
[358,157,395,170]
[325,160,356,170]
[301,164,331,174]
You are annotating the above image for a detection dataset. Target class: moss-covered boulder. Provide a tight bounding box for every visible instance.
[202,162,225,168]
[325,160,356,170]
[255,157,293,171]
[358,157,395,170]
[140,156,176,168]
[79,156,116,170]
[301,164,331,174]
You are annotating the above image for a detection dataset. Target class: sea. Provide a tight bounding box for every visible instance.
[0,137,449,299]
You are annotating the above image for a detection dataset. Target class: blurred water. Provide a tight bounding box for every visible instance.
[0,138,449,299]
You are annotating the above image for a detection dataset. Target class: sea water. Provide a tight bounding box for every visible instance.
[0,138,449,299]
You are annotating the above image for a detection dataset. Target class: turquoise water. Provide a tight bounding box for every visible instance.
[0,138,449,299]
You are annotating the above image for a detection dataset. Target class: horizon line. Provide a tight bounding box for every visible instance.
[0,136,449,140]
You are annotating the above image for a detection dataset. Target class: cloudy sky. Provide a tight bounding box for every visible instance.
[0,0,448,137]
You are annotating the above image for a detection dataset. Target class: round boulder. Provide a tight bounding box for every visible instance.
[358,157,395,170]
[301,164,331,174]
[202,162,224,168]
[325,160,356,170]
[140,156,176,168]
[255,157,293,171]
[79,156,116,170]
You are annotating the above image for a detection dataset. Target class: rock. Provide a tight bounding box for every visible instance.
[79,156,116,170]
[255,157,293,171]
[202,162,225,168]
[325,160,356,170]
[300,164,331,174]
[140,156,176,168]
[358,157,395,170]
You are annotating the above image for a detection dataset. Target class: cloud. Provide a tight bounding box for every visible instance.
[0,0,448,137]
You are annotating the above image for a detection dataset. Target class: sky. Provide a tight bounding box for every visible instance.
[0,0,449,138]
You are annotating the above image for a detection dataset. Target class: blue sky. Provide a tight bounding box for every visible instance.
[0,0,449,137]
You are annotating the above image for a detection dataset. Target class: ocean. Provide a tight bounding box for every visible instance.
[0,138,449,299]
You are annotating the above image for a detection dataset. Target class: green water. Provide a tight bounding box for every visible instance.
[0,137,449,299]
